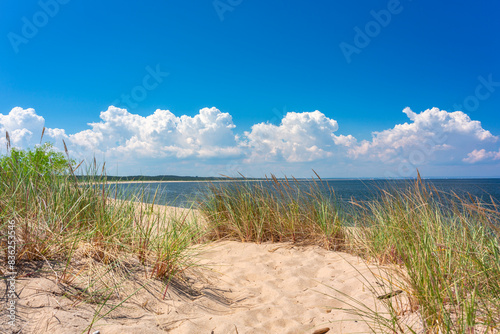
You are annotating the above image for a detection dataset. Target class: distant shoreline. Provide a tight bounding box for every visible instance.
[96,179,264,184]
[81,177,500,185]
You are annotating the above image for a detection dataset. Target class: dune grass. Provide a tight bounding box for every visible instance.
[199,173,500,333]
[0,142,201,332]
[199,174,346,250]
[351,178,500,332]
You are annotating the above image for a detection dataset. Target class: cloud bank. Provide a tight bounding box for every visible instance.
[69,106,241,161]
[1,106,499,177]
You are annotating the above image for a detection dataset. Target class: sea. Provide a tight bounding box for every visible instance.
[107,178,500,208]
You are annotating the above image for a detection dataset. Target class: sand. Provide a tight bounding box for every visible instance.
[1,239,419,334]
[158,241,391,334]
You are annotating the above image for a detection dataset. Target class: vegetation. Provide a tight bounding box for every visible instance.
[0,140,201,333]
[0,142,73,176]
[200,174,500,333]
[199,174,346,250]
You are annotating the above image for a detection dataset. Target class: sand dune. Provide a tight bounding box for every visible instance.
[3,240,419,333]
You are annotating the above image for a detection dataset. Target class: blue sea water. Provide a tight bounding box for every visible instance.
[107,178,500,208]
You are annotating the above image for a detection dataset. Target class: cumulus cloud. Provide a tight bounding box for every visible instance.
[1,105,499,177]
[463,149,500,163]
[68,106,241,160]
[349,107,497,164]
[0,107,44,148]
[0,107,66,149]
[244,110,343,162]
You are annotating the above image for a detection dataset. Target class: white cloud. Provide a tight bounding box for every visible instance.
[463,148,500,163]
[0,107,43,148]
[349,107,498,164]
[0,107,66,149]
[1,106,499,177]
[244,110,342,162]
[333,134,357,147]
[68,106,241,161]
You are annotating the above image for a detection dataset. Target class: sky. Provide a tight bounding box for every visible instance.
[1,0,500,178]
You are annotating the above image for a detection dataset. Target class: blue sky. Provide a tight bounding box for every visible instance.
[1,0,500,178]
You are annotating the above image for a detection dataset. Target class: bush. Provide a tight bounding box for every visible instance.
[0,142,73,182]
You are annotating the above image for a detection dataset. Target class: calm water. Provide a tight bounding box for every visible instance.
[107,179,500,208]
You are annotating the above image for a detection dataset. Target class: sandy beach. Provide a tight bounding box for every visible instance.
[3,236,420,334]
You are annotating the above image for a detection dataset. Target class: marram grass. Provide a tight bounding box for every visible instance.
[199,174,346,250]
[200,174,500,333]
[0,143,201,333]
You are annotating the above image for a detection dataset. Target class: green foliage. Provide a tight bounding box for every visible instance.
[0,142,73,180]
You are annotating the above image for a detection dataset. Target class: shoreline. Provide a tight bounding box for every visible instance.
[80,179,266,185]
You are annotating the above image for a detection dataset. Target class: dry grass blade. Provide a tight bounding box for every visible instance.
[40,126,46,144]
[5,130,11,150]
[312,169,322,181]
